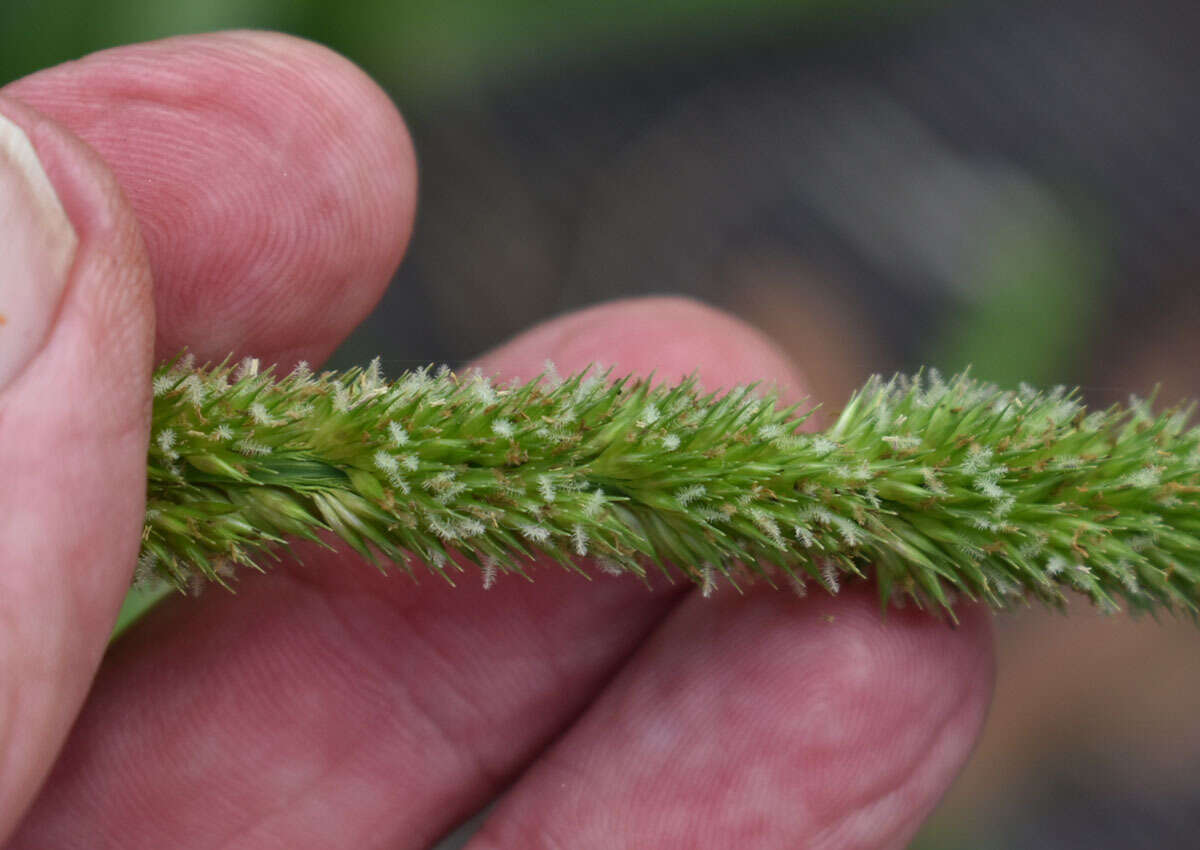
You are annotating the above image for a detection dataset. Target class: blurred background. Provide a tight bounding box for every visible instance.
[5,0,1200,846]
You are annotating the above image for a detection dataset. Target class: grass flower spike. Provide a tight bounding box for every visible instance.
[141,358,1200,620]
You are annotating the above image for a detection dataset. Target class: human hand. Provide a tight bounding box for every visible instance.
[1,32,993,848]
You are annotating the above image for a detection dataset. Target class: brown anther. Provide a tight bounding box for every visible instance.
[1071,527,1090,559]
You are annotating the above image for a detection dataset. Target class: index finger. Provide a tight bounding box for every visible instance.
[3,31,417,366]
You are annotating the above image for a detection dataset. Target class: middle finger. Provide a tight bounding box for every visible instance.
[10,298,810,848]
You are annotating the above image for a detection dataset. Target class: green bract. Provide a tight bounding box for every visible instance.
[142,357,1200,619]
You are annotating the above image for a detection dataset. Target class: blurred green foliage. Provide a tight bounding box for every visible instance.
[929,185,1108,387]
[2,0,936,99]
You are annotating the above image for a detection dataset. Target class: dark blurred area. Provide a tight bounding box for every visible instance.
[6,1,1200,846]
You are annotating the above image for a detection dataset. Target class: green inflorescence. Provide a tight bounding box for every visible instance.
[140,356,1200,620]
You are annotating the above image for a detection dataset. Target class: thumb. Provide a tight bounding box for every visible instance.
[0,98,152,837]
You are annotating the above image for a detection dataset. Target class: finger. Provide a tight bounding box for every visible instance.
[3,31,416,366]
[469,583,993,847]
[0,97,153,839]
[471,296,809,405]
[9,298,810,849]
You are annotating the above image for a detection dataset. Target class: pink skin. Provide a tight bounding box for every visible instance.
[0,32,993,848]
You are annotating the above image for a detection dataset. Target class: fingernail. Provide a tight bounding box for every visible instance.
[0,110,78,393]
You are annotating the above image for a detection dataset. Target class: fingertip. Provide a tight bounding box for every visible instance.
[467,579,994,849]
[474,295,812,405]
[786,584,995,844]
[5,30,418,368]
